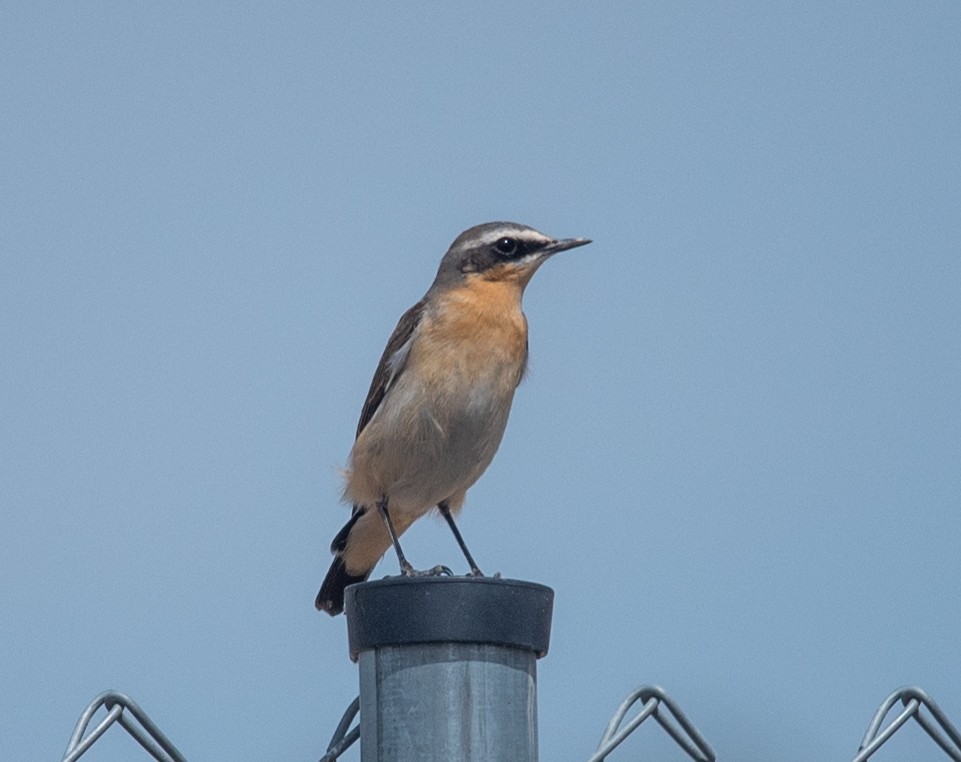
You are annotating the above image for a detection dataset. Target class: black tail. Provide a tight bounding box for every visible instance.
[315,555,369,615]
[315,508,369,615]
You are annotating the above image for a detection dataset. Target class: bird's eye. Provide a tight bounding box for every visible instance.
[494,237,518,257]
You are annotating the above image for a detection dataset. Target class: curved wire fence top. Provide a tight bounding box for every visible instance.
[62,691,187,762]
[62,683,961,761]
[587,684,716,762]
[854,686,961,762]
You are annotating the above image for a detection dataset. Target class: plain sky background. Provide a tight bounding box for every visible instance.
[2,3,960,761]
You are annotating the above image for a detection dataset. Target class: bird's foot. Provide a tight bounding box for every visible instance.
[400,564,453,578]
[467,566,484,577]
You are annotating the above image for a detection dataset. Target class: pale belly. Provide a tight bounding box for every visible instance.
[344,371,517,516]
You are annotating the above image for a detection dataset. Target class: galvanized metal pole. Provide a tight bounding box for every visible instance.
[345,576,553,762]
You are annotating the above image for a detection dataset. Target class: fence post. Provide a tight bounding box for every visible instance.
[345,576,554,762]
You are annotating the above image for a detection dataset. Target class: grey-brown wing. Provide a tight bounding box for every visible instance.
[355,297,427,438]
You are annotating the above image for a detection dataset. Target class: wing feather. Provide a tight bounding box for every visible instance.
[355,297,427,438]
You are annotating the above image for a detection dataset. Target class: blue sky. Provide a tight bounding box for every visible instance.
[2,3,960,760]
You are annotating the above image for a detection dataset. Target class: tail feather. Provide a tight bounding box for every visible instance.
[331,506,364,553]
[316,507,370,615]
[315,555,369,615]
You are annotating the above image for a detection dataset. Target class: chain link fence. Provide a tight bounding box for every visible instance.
[61,692,187,762]
[62,684,961,761]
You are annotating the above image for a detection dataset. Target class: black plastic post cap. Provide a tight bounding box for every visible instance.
[344,576,553,662]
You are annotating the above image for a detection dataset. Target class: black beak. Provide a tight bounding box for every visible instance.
[541,237,592,256]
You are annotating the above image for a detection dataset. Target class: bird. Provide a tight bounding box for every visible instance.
[315,221,591,615]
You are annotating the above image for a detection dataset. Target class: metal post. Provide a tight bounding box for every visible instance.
[345,576,553,762]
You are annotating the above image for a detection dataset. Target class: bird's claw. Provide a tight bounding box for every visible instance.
[399,564,454,578]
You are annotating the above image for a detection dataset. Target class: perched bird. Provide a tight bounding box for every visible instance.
[315,222,591,615]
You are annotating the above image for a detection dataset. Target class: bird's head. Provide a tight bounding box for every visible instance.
[432,222,591,290]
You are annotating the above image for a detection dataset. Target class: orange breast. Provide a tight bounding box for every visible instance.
[413,275,529,386]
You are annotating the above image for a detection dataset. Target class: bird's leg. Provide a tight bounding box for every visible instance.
[438,501,483,576]
[377,497,415,576]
